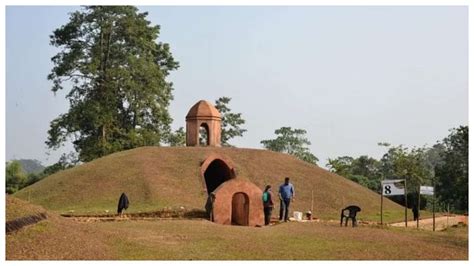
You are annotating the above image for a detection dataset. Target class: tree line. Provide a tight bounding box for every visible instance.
[326,126,468,213]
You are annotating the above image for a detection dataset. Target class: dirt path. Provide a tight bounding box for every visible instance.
[390,215,468,231]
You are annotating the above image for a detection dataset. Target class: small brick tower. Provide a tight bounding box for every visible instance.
[185,100,222,147]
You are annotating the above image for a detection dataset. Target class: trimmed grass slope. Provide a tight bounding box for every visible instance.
[6,196,114,259]
[6,195,47,221]
[15,147,404,221]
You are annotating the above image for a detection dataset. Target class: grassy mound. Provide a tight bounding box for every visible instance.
[6,196,114,259]
[6,195,47,221]
[15,146,404,221]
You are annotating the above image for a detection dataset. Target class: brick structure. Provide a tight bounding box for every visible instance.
[200,154,263,227]
[212,178,264,226]
[186,100,263,226]
[186,100,221,147]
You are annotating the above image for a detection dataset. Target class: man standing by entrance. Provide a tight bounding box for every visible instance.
[279,177,295,222]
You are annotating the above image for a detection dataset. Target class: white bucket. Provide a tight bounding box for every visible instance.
[293,211,303,221]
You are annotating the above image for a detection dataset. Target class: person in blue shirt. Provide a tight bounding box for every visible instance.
[278,177,295,222]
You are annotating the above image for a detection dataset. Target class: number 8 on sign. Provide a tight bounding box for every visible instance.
[384,185,391,195]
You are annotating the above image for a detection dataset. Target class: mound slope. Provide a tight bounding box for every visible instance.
[15,147,404,221]
[6,196,114,259]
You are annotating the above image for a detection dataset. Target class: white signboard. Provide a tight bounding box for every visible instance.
[420,186,434,195]
[381,179,405,196]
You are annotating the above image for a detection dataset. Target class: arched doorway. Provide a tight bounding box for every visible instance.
[199,123,210,146]
[232,192,249,226]
[203,159,232,194]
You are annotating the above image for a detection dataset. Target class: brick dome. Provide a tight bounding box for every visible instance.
[186,100,221,119]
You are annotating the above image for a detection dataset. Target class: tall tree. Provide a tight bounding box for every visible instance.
[214,97,246,146]
[261,127,318,164]
[46,6,179,162]
[435,126,468,212]
[167,127,186,147]
[327,155,381,191]
[326,156,354,177]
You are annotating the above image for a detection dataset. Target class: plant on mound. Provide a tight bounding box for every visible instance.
[46,6,179,162]
[260,127,318,165]
[215,97,247,147]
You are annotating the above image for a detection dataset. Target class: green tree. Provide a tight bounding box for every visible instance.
[261,127,318,164]
[347,174,379,191]
[46,6,179,162]
[326,156,354,177]
[167,127,186,147]
[351,156,380,179]
[6,161,27,194]
[214,97,246,146]
[435,126,468,212]
[327,155,381,191]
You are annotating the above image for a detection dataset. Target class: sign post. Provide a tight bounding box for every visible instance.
[417,187,421,229]
[433,187,436,232]
[380,187,383,226]
[381,179,406,227]
[404,178,407,227]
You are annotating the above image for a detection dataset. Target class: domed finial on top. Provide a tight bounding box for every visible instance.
[185,100,221,147]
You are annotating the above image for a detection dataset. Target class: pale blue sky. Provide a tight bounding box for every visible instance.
[5,6,468,167]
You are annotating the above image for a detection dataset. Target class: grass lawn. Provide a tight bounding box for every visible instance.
[100,220,468,260]
[7,217,468,260]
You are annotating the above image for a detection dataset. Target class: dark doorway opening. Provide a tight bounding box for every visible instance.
[199,123,210,146]
[204,159,232,194]
[232,192,249,226]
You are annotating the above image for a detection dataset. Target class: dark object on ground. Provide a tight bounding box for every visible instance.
[205,192,216,221]
[411,199,420,221]
[412,202,419,221]
[117,193,129,216]
[340,205,361,227]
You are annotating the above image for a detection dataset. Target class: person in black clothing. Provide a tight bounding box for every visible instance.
[262,185,274,225]
[117,192,129,217]
[412,202,419,221]
[205,192,216,221]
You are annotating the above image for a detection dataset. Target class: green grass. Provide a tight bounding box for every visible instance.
[6,178,467,260]
[14,146,405,222]
[6,197,467,260]
[95,220,468,260]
